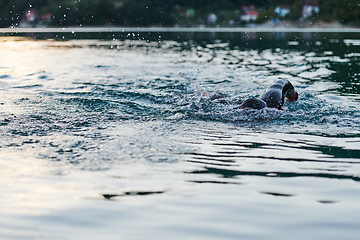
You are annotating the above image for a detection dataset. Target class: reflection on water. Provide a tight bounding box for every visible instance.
[0,32,360,239]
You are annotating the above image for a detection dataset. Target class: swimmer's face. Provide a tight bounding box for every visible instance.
[286,89,298,102]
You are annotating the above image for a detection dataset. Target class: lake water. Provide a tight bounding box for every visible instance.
[1,29,360,239]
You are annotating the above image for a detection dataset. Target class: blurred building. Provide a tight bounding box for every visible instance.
[207,14,217,24]
[25,8,37,22]
[240,5,259,22]
[275,5,291,17]
[302,1,320,18]
[19,8,37,27]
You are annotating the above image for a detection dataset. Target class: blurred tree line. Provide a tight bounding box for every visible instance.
[0,0,359,27]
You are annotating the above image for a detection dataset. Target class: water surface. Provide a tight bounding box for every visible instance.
[0,31,360,239]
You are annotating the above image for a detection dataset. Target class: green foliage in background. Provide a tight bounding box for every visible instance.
[0,0,358,27]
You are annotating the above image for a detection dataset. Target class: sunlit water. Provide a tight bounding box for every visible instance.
[1,31,360,239]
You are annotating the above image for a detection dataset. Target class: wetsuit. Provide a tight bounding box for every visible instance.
[239,77,298,110]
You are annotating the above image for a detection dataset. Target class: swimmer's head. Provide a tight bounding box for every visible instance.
[285,89,298,102]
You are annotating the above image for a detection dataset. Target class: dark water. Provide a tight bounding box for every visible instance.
[1,31,360,239]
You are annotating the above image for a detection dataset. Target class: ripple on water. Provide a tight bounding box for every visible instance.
[0,36,360,239]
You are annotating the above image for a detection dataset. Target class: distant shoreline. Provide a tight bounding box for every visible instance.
[1,26,360,33]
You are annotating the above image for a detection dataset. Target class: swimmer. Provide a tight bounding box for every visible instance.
[239,77,298,110]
